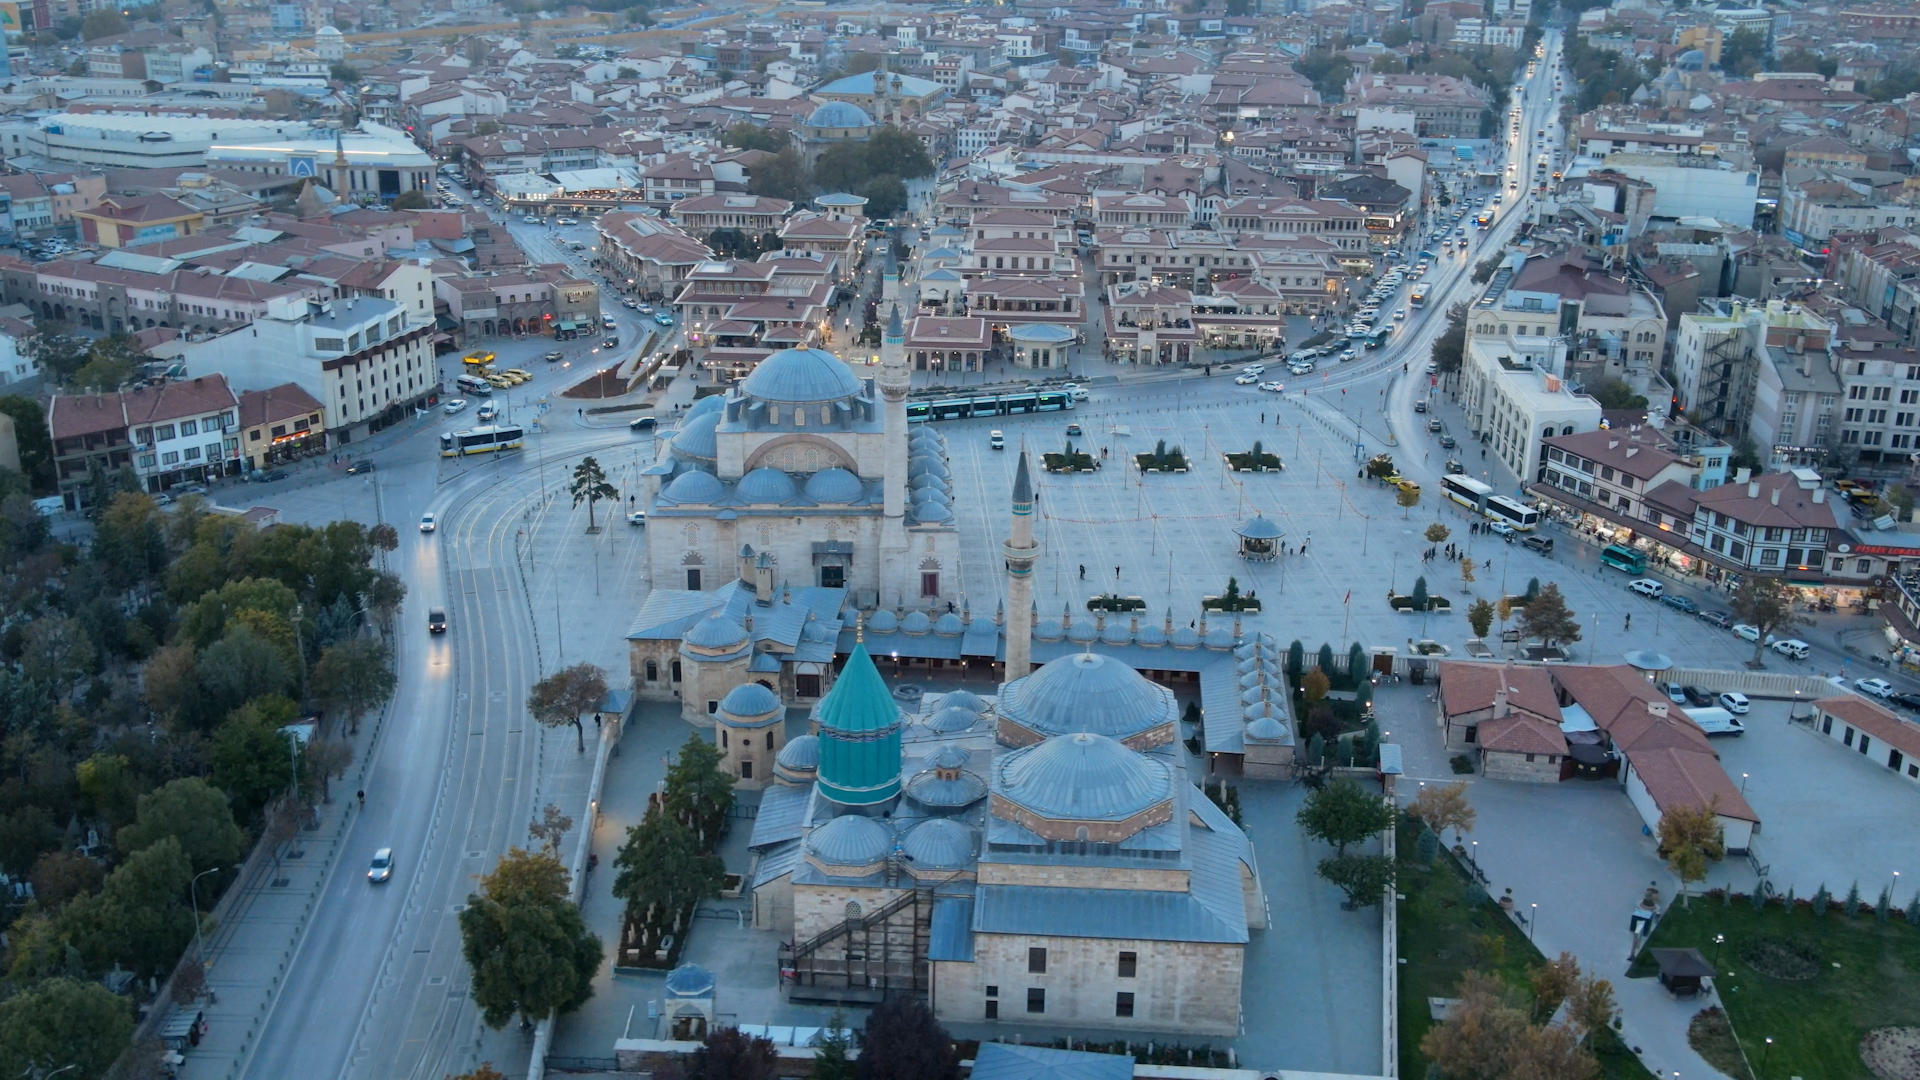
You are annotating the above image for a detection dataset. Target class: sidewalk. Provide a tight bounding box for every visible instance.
[171,664,396,1080]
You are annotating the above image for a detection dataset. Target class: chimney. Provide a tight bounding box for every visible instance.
[1814,488,1826,503]
[1493,685,1511,716]
[1735,466,1752,484]
[1749,481,1761,498]
[754,552,774,604]
[1771,487,1780,506]
[1647,699,1669,718]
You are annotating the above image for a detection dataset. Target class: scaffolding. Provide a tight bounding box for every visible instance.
[779,881,933,1005]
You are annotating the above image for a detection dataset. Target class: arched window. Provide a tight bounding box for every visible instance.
[646,659,659,681]
[720,729,728,747]
[765,731,774,749]
[845,900,862,919]
[671,660,682,682]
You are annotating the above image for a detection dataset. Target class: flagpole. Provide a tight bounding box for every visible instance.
[1342,590,1352,650]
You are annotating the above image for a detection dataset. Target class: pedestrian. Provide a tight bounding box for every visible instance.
[1115,566,1121,579]
[1079,564,1086,579]
[1624,613,1632,630]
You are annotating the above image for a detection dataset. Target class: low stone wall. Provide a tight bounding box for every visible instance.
[1660,667,1837,701]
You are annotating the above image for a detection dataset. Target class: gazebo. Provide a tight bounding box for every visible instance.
[1007,323,1077,370]
[1649,948,1713,998]
[1234,514,1285,560]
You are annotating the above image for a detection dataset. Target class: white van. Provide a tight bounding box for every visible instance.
[1627,578,1664,599]
[989,430,1005,450]
[1770,638,1810,660]
[1682,706,1746,737]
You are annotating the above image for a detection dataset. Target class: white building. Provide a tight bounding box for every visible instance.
[0,114,313,171]
[1460,334,1605,484]
[1599,152,1760,229]
[178,294,437,443]
[205,122,435,200]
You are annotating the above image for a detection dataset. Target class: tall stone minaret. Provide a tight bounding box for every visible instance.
[879,282,908,521]
[1003,452,1038,679]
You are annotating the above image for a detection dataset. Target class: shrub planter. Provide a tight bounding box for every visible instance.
[1224,452,1285,472]
[1389,595,1451,613]
[1136,444,1190,473]
[1042,451,1100,472]
[1202,595,1262,612]
[1087,593,1147,612]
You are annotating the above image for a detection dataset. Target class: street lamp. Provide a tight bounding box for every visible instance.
[1713,932,1725,972]
[1741,772,1750,795]
[1471,840,1478,870]
[190,865,240,964]
[1529,902,1537,942]
[1762,1037,1773,1074]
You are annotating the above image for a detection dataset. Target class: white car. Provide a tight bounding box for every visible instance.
[1062,383,1088,400]
[1259,380,1285,392]
[1243,364,1266,376]
[1856,677,1896,699]
[1733,623,1762,642]
[627,510,647,527]
[1488,522,1516,538]
[419,513,436,533]
[1234,373,1259,385]
[1717,692,1751,715]
[443,398,468,414]
[368,847,395,883]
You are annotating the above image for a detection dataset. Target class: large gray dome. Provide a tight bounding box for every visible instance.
[804,467,864,504]
[925,706,980,733]
[996,732,1171,822]
[1002,651,1175,742]
[671,411,720,460]
[736,467,797,504]
[687,394,725,421]
[900,818,974,868]
[741,348,862,404]
[807,101,873,129]
[804,814,892,866]
[663,469,725,504]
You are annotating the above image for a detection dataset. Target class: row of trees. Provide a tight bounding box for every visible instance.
[0,481,402,1076]
[610,735,736,962]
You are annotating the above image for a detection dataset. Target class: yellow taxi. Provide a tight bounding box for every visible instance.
[485,374,513,388]
[504,368,533,382]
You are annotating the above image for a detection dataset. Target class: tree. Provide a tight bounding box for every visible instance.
[209,695,299,819]
[528,802,574,854]
[198,626,293,715]
[1412,575,1430,611]
[665,732,735,843]
[70,336,141,392]
[1586,376,1648,411]
[1420,971,1535,1080]
[118,777,244,874]
[1295,778,1394,855]
[1461,556,1476,584]
[617,65,640,79]
[857,173,910,220]
[0,977,133,1080]
[1657,800,1725,907]
[60,837,195,977]
[683,1027,778,1080]
[1731,576,1809,665]
[1293,48,1353,99]
[1301,667,1331,705]
[612,804,724,929]
[1719,27,1768,76]
[80,7,126,38]
[813,1013,855,1080]
[303,738,354,803]
[1425,522,1451,544]
[1516,583,1581,647]
[527,661,608,753]
[309,636,395,735]
[855,994,959,1080]
[1408,780,1476,843]
[142,643,201,727]
[1286,639,1305,681]
[1397,484,1421,518]
[1431,302,1469,374]
[1317,852,1396,909]
[21,332,91,385]
[0,807,60,877]
[459,847,602,1029]
[570,456,618,532]
[392,190,431,210]
[724,122,790,153]
[863,125,935,179]
[22,614,95,691]
[748,148,811,204]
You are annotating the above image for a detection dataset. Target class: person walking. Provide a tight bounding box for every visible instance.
[1624,613,1632,631]
[1079,564,1086,580]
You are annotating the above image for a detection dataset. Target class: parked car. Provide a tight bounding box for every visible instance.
[1427,418,1443,432]
[1682,685,1715,707]
[1065,423,1083,437]
[1660,594,1699,614]
[1717,692,1751,714]
[1888,691,1920,711]
[1690,709,1746,737]
[1661,681,1686,704]
[1698,610,1733,629]
[1522,535,1553,553]
[1731,623,1773,644]
[1770,638,1810,660]
[1856,677,1896,698]
[368,847,395,883]
[1439,434,1457,448]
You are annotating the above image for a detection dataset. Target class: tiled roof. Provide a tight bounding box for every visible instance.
[1813,695,1920,757]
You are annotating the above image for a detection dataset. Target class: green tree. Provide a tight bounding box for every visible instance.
[1731,575,1809,665]
[813,1013,856,1080]
[684,1027,778,1080]
[1295,778,1394,855]
[20,331,91,384]
[392,190,431,210]
[1431,302,1469,374]
[0,395,55,489]
[1657,800,1725,907]
[309,636,395,735]
[198,625,293,715]
[75,753,139,830]
[1468,597,1496,639]
[857,173,910,220]
[526,661,607,754]
[209,695,299,819]
[1719,27,1768,76]
[329,61,361,83]
[665,732,735,844]
[748,147,812,203]
[1516,582,1581,647]
[1412,575,1430,611]
[459,847,602,1029]
[862,125,935,179]
[0,806,60,876]
[723,123,790,153]
[1286,639,1305,681]
[0,977,133,1080]
[178,577,302,647]
[118,777,245,874]
[69,336,141,392]
[22,615,95,692]
[855,994,959,1080]
[1317,852,1396,909]
[618,65,640,79]
[570,456,618,531]
[1586,376,1648,411]
[1294,48,1354,99]
[92,491,169,589]
[60,837,195,976]
[1397,483,1421,519]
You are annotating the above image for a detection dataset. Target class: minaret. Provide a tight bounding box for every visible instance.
[1003,452,1038,679]
[879,291,908,520]
[330,128,350,195]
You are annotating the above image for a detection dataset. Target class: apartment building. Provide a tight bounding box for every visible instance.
[669,194,792,236]
[46,373,242,508]
[1532,426,1729,568]
[596,213,716,299]
[1782,177,1920,244]
[1599,152,1760,230]
[236,383,326,471]
[1459,334,1605,484]
[0,256,322,336]
[1671,469,1838,582]
[1093,229,1258,288]
[434,267,600,341]
[0,173,107,240]
[1835,234,1920,346]
[180,295,436,443]
[1672,306,1762,439]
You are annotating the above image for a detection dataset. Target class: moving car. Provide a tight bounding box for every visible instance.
[1522,535,1553,553]
[428,608,447,633]
[627,510,647,526]
[629,416,658,431]
[1414,400,1428,413]
[346,460,376,474]
[1717,692,1751,715]
[1260,381,1285,392]
[368,847,395,883]
[1065,423,1083,437]
[1628,579,1664,599]
[1062,383,1089,400]
[477,403,499,423]
[1438,434,1457,448]
[544,352,563,363]
[1489,522,1516,539]
[1688,708,1746,737]
[1770,638,1810,660]
[1856,677,1896,698]
[989,430,1004,450]
[653,312,675,326]
[1235,373,1259,385]
[444,399,469,413]
[603,336,620,348]
[419,513,436,533]
[1698,610,1732,629]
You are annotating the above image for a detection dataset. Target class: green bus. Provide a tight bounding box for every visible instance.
[1600,544,1645,575]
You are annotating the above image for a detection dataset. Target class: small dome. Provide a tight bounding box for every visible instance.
[664,963,714,997]
[719,682,782,720]
[687,394,726,421]
[900,818,975,868]
[1246,716,1290,743]
[930,744,971,769]
[1003,651,1173,742]
[909,429,944,448]
[967,617,998,639]
[804,814,892,865]
[926,706,980,732]
[1101,622,1131,644]
[996,732,1171,821]
[901,610,932,635]
[904,766,988,810]
[909,472,948,493]
[736,467,797,504]
[910,457,950,480]
[1171,625,1202,649]
[807,101,874,129]
[941,689,987,713]
[741,348,862,404]
[1205,626,1236,649]
[804,467,864,504]
[663,468,724,504]
[1068,621,1098,643]
[1135,623,1166,647]
[776,733,820,775]
[933,612,963,636]
[316,24,343,35]
[1242,685,1277,706]
[671,411,721,460]
[685,611,750,650]
[865,609,899,633]
[1032,619,1064,642]
[1245,701,1286,723]
[1235,514,1285,540]
[912,497,953,523]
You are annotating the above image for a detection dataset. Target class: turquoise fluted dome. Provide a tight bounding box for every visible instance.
[814,644,902,806]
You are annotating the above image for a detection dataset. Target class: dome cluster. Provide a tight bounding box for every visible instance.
[996,651,1178,749]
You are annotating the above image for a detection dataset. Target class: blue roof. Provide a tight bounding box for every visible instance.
[736,466,798,504]
[740,348,862,404]
[806,100,874,129]
[684,610,749,649]
[815,69,944,99]
[671,411,721,459]
[803,467,865,504]
[803,813,892,865]
[664,963,714,998]
[1001,651,1176,742]
[969,1043,1133,1080]
[927,895,976,963]
[901,818,975,868]
[995,733,1171,822]
[973,882,1245,944]
[814,644,902,805]
[750,783,813,850]
[719,681,782,719]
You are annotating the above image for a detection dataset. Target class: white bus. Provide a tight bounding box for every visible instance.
[440,424,526,457]
[1484,494,1540,531]
[1442,474,1494,512]
[455,374,495,396]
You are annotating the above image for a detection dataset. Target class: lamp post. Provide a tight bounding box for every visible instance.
[1529,902,1537,942]
[1762,1037,1773,1075]
[1471,840,1478,871]
[190,865,236,964]
[1741,772,1750,795]
[1713,932,1725,972]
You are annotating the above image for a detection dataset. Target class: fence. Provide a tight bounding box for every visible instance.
[1660,667,1838,701]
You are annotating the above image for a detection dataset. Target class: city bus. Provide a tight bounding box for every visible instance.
[1484,495,1540,531]
[1364,326,1394,349]
[455,374,495,396]
[1442,474,1494,513]
[1410,283,1430,308]
[907,390,1075,423]
[1475,206,1495,229]
[440,424,526,457]
[1600,543,1646,575]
